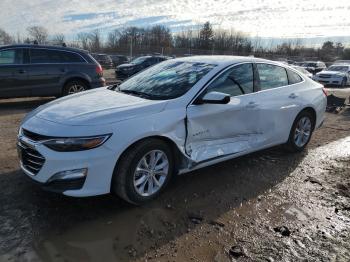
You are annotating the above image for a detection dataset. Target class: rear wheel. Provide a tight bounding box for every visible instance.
[285,111,314,152]
[112,139,174,205]
[62,80,88,96]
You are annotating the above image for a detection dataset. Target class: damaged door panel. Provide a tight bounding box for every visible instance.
[185,95,262,162]
[185,63,263,163]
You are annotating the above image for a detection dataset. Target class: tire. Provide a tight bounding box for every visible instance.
[285,110,315,152]
[112,138,174,205]
[62,79,88,96]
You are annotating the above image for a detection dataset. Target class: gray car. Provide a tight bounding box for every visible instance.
[0,44,105,98]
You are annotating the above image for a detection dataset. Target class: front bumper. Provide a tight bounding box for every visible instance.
[314,76,344,86]
[18,119,117,197]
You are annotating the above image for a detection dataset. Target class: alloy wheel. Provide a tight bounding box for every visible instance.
[68,84,85,94]
[133,150,169,197]
[294,116,312,147]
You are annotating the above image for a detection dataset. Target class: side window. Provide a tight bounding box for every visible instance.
[0,49,23,64]
[31,49,85,64]
[30,49,51,64]
[149,57,158,64]
[60,51,85,63]
[287,69,303,84]
[257,64,288,90]
[207,63,254,96]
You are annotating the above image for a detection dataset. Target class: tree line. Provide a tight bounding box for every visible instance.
[0,22,350,61]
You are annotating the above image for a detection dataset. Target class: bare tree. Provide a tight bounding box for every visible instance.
[107,29,120,49]
[0,28,13,44]
[88,29,102,52]
[52,33,65,45]
[77,32,89,50]
[27,26,48,44]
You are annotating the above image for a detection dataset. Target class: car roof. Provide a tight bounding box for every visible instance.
[0,44,88,54]
[171,55,277,67]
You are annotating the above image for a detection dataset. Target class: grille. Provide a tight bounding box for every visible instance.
[18,141,45,175]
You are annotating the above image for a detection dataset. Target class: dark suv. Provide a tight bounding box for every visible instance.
[115,55,171,80]
[0,44,105,99]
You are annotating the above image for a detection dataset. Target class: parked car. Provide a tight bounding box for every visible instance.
[301,61,326,75]
[109,55,128,67]
[313,64,350,87]
[91,53,113,69]
[18,56,326,204]
[291,65,313,78]
[0,44,105,98]
[115,55,171,80]
[333,60,350,65]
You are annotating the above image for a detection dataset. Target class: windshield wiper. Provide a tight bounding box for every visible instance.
[118,89,154,99]
[118,89,169,100]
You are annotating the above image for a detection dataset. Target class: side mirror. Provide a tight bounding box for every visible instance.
[195,91,230,105]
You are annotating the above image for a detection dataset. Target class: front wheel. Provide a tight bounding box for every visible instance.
[285,111,314,152]
[112,139,174,205]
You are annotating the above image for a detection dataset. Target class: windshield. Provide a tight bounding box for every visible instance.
[327,66,349,72]
[130,57,148,64]
[118,60,216,100]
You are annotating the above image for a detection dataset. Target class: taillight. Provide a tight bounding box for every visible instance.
[322,87,328,96]
[96,64,103,76]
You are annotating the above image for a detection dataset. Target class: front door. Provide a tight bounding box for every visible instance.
[186,63,263,163]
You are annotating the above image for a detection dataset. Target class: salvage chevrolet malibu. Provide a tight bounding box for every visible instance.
[18,56,327,204]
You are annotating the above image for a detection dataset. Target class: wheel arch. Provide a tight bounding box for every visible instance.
[298,106,317,130]
[111,135,188,191]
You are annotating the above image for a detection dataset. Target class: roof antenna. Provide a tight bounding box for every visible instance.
[62,42,67,47]
[33,40,38,45]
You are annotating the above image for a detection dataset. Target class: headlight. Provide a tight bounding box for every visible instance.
[43,134,111,152]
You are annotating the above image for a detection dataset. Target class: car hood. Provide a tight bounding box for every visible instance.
[317,70,346,76]
[31,88,167,126]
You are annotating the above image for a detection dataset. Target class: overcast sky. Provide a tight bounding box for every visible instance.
[1,0,350,39]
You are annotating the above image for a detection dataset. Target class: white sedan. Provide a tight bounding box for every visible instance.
[313,64,350,87]
[18,56,327,204]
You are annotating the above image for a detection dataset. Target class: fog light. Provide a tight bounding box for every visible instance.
[48,168,87,182]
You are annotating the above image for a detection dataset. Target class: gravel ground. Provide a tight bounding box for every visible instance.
[0,97,349,262]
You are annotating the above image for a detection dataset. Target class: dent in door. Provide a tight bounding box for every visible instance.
[186,98,263,163]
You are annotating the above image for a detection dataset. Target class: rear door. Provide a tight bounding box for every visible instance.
[252,63,304,146]
[0,48,31,98]
[186,63,262,163]
[27,48,65,96]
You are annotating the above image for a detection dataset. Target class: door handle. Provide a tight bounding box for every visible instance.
[246,101,258,108]
[60,68,67,73]
[18,69,26,74]
[289,93,298,99]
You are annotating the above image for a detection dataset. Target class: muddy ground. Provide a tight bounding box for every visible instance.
[0,97,349,262]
